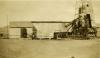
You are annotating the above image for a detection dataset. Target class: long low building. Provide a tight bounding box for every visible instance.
[9,21,100,39]
[9,21,70,39]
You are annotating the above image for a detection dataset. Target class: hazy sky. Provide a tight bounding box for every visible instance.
[0,0,100,27]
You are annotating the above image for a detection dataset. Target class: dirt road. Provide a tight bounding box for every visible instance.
[0,39,99,58]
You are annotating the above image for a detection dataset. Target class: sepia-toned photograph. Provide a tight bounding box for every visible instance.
[0,0,100,58]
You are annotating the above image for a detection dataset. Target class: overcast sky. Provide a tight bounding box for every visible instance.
[0,0,100,27]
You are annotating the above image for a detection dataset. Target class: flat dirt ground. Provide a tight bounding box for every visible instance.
[0,39,99,58]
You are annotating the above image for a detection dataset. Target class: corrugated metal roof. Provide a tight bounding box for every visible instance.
[10,21,33,28]
[31,21,71,23]
[10,21,71,28]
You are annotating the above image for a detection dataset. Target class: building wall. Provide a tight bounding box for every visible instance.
[27,28,33,38]
[9,28,21,38]
[9,28,32,38]
[33,23,67,38]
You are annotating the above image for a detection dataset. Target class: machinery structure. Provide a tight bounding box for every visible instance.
[53,0,97,39]
[66,0,97,39]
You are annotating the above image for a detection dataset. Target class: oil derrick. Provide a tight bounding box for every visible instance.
[65,0,97,39]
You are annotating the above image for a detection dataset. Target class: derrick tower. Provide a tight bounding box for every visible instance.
[65,0,97,39]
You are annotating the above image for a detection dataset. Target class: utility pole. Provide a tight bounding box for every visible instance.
[7,15,9,39]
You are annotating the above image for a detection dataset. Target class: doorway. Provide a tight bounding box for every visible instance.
[21,28,27,38]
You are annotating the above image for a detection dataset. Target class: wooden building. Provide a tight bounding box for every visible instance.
[9,21,34,39]
[9,21,70,39]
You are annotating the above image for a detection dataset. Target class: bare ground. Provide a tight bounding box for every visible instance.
[0,39,99,58]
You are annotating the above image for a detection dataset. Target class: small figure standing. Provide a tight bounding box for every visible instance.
[32,32,37,40]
